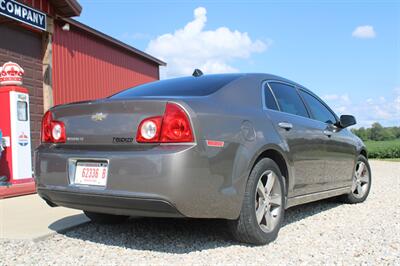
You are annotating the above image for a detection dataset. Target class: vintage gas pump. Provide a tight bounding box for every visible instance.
[0,62,35,198]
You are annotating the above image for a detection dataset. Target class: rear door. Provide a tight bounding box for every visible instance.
[298,89,356,189]
[264,82,329,196]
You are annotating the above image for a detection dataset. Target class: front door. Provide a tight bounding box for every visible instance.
[298,89,355,190]
[323,126,357,189]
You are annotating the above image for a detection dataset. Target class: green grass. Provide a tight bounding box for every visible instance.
[365,139,400,159]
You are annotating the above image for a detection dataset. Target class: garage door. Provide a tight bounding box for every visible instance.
[0,20,43,150]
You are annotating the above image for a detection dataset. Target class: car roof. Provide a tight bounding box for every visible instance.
[242,73,304,87]
[185,73,307,89]
[110,72,314,99]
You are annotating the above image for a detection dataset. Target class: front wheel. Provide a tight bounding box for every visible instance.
[229,158,285,245]
[341,155,371,204]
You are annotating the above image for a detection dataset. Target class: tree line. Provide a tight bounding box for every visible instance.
[351,123,400,141]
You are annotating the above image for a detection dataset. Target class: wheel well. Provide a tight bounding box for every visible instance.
[360,149,368,158]
[254,149,289,193]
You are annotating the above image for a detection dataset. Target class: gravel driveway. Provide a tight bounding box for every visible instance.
[1,160,399,265]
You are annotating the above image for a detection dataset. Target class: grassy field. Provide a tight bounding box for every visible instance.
[364,139,400,159]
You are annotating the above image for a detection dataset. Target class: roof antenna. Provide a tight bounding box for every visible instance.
[192,69,203,77]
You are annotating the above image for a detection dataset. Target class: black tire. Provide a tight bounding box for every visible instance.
[229,158,285,245]
[341,155,372,204]
[84,211,129,224]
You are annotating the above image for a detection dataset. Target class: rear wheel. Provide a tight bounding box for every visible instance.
[341,155,371,204]
[229,158,285,245]
[84,211,129,224]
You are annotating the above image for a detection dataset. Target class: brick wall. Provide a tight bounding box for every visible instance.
[0,22,43,150]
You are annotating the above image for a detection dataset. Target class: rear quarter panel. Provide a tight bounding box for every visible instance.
[180,75,291,217]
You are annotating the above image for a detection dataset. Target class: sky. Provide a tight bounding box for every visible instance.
[76,0,400,127]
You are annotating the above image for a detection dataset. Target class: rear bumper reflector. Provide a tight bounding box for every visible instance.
[206,140,224,147]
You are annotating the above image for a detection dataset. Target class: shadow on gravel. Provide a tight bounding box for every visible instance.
[282,197,342,227]
[59,198,342,253]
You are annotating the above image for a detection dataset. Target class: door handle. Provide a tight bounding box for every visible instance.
[278,122,293,130]
[323,130,333,137]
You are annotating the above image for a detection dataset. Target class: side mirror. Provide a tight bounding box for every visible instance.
[338,115,356,128]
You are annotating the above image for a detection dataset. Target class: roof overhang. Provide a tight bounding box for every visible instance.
[61,18,166,66]
[50,0,82,17]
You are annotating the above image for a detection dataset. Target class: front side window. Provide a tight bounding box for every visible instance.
[269,82,308,118]
[299,90,337,124]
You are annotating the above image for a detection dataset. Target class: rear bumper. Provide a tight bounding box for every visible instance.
[38,187,183,217]
[34,143,243,219]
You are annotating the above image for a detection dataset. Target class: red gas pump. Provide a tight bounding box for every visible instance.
[0,62,35,198]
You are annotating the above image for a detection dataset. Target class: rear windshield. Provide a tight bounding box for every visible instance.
[110,74,243,98]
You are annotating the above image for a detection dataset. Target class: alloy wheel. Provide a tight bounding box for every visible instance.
[255,170,283,233]
[351,161,370,199]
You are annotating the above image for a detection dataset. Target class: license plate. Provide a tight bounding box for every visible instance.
[74,162,108,186]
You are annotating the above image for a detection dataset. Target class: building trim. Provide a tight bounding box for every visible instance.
[60,18,166,66]
[49,0,82,17]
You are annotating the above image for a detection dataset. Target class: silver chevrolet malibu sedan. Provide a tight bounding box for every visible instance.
[35,73,371,245]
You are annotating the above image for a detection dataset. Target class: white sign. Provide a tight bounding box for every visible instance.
[0,0,46,31]
[0,62,24,86]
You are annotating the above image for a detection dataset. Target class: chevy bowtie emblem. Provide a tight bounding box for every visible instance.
[91,113,108,121]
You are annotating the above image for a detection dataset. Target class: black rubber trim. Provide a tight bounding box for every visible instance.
[38,188,184,218]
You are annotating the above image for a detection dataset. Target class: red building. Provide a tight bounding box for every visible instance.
[0,0,166,149]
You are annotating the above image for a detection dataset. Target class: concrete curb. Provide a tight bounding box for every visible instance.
[0,194,90,241]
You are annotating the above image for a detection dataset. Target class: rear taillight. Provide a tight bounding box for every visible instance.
[136,103,194,143]
[41,111,53,143]
[160,103,193,143]
[136,116,163,143]
[41,110,66,143]
[51,121,66,143]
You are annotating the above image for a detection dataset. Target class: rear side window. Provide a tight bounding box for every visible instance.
[264,85,279,110]
[299,90,337,124]
[269,82,309,118]
[110,74,243,98]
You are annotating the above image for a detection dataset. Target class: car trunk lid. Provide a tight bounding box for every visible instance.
[51,99,167,146]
